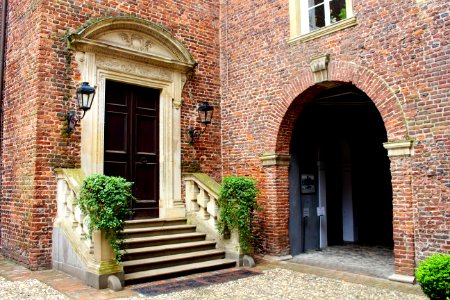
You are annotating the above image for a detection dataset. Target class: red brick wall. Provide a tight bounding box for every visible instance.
[220,0,449,276]
[1,0,221,268]
[0,0,448,275]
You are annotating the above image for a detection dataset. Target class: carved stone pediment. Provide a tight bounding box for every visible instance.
[95,30,175,61]
[68,17,196,72]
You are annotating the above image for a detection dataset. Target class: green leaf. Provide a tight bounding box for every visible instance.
[79,174,135,262]
[217,176,261,254]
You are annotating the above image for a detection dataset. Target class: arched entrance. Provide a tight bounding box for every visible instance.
[263,63,416,280]
[289,83,393,255]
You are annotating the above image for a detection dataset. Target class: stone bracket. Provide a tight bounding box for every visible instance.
[260,153,291,167]
[310,54,330,83]
[383,140,416,157]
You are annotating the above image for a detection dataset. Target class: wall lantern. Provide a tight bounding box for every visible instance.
[64,82,96,134]
[188,101,214,145]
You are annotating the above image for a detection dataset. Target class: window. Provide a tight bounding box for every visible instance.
[305,0,347,32]
[289,0,356,42]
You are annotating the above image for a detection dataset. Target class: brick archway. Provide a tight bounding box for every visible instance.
[276,61,409,154]
[260,61,416,280]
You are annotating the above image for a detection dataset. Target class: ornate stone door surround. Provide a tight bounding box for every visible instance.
[68,17,196,218]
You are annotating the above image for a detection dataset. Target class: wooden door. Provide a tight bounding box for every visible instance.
[104,80,160,219]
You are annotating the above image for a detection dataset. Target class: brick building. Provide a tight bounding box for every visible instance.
[0,0,448,287]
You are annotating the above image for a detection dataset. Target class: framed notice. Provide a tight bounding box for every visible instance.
[301,174,315,194]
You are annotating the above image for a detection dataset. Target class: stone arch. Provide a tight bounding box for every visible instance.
[69,16,196,218]
[275,61,409,153]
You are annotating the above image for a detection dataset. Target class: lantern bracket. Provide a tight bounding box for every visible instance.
[57,82,96,135]
[66,110,87,134]
[188,125,208,145]
[188,101,214,145]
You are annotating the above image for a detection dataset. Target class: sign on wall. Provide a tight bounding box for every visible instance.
[301,174,315,194]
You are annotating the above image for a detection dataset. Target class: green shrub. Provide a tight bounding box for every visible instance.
[217,176,260,254]
[416,253,450,300]
[79,174,135,261]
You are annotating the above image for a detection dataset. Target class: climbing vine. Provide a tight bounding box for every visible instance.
[79,174,135,261]
[217,176,260,254]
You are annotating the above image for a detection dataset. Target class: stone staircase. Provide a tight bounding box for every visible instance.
[121,218,236,284]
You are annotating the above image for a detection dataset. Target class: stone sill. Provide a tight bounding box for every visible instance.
[289,17,358,45]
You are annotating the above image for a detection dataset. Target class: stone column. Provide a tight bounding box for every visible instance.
[260,153,291,256]
[384,140,416,284]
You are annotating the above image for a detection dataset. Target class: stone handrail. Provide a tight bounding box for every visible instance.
[184,173,241,261]
[54,169,122,289]
[55,169,92,257]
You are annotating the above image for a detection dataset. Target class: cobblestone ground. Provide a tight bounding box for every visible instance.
[0,267,427,300]
[291,245,394,278]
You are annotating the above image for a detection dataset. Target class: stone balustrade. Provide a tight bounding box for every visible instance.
[56,169,92,253]
[184,173,241,261]
[53,169,123,289]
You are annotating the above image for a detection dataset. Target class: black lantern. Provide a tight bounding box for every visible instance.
[65,82,96,134]
[188,101,214,144]
[76,82,96,112]
[197,101,214,125]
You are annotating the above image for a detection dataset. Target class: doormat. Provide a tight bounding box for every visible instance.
[132,268,261,297]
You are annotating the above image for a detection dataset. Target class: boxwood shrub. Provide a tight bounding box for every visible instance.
[416,253,450,300]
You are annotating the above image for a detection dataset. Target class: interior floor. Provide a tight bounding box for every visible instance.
[290,244,394,279]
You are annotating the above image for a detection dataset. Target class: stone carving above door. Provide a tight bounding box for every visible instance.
[118,32,153,52]
[95,31,174,60]
[96,55,172,81]
[68,17,196,72]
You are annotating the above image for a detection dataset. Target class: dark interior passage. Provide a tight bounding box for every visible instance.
[289,84,393,255]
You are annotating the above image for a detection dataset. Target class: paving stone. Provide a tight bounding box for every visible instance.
[290,245,394,278]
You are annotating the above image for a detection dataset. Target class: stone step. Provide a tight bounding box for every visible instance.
[123,224,197,238]
[124,217,187,229]
[124,259,237,283]
[120,240,217,261]
[123,232,207,249]
[123,249,226,273]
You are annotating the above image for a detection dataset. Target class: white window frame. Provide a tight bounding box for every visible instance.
[289,0,356,43]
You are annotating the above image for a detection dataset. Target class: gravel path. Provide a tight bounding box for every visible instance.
[143,269,427,300]
[0,277,68,300]
[0,268,427,299]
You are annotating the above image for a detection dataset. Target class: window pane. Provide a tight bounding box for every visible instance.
[309,3,325,31]
[308,0,324,8]
[330,0,347,23]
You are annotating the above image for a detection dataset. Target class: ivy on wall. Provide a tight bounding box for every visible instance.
[217,176,260,254]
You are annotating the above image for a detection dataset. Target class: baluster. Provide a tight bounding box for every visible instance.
[197,188,210,220]
[68,192,78,229]
[190,182,200,212]
[206,197,218,228]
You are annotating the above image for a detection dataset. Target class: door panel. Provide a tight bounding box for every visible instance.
[104,80,160,219]
[105,112,128,152]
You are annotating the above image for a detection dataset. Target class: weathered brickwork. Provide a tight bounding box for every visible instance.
[0,0,447,278]
[220,0,449,276]
[1,0,221,269]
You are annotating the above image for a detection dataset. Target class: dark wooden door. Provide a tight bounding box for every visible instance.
[104,80,160,219]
